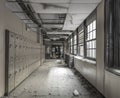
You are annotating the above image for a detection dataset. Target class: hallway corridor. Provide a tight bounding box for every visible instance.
[1,0,120,98]
[6,60,104,98]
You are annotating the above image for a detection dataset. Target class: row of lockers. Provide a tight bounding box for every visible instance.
[5,30,42,95]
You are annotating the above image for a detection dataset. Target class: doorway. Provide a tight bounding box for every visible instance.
[45,45,63,59]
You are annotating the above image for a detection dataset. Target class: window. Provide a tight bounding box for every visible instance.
[66,11,96,61]
[73,35,77,55]
[70,37,73,54]
[86,20,96,59]
[78,29,84,56]
[68,39,71,54]
[105,0,120,72]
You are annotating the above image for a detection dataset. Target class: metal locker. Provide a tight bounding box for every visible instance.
[8,33,15,92]
[15,70,20,87]
[15,56,19,71]
[5,30,41,95]
[5,30,15,95]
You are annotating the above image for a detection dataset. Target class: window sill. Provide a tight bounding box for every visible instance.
[84,59,96,65]
[106,67,120,76]
[74,56,84,60]
[65,53,74,57]
[74,56,96,65]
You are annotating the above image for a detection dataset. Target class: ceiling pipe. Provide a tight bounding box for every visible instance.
[16,0,48,38]
[14,0,70,40]
[16,0,42,27]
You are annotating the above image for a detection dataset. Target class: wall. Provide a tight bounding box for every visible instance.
[74,57,97,87]
[39,32,45,65]
[96,0,105,95]
[0,0,44,97]
[74,0,105,96]
[0,0,6,96]
[105,71,120,98]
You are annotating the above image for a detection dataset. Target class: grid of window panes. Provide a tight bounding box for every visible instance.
[70,38,73,54]
[86,20,96,59]
[73,35,77,55]
[68,39,71,53]
[78,30,84,56]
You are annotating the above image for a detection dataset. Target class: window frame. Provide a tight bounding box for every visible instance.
[67,38,71,54]
[73,32,77,55]
[66,10,97,61]
[70,35,73,54]
[78,26,84,57]
[85,20,96,60]
[105,0,120,74]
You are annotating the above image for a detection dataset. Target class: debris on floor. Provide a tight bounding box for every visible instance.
[5,60,104,98]
[73,90,79,96]
[56,60,62,64]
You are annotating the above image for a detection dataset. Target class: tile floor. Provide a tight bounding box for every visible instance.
[4,60,104,98]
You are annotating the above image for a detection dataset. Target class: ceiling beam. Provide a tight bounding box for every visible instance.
[42,23,64,25]
[21,19,65,20]
[47,30,73,32]
[12,11,35,13]
[12,11,89,15]
[7,0,99,4]
[47,32,72,35]
[27,23,64,25]
[48,34,69,36]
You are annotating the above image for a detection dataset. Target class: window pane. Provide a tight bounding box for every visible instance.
[87,42,89,49]
[90,23,93,32]
[90,49,92,57]
[90,32,93,40]
[91,50,94,58]
[93,50,96,58]
[87,33,90,41]
[86,19,96,59]
[93,30,96,39]
[74,35,77,44]
[73,35,77,55]
[93,40,96,48]
[78,29,84,56]
[87,50,90,57]
[71,38,73,46]
[88,25,90,32]
[93,20,96,30]
[90,41,93,48]
[80,46,84,56]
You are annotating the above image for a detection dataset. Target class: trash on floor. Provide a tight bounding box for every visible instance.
[56,60,62,64]
[73,90,79,96]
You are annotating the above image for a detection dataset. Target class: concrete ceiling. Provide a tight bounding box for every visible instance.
[6,0,101,41]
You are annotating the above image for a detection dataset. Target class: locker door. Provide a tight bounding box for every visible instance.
[5,30,15,95]
[15,35,23,86]
[8,32,15,92]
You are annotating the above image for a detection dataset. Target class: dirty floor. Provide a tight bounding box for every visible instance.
[4,60,104,98]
